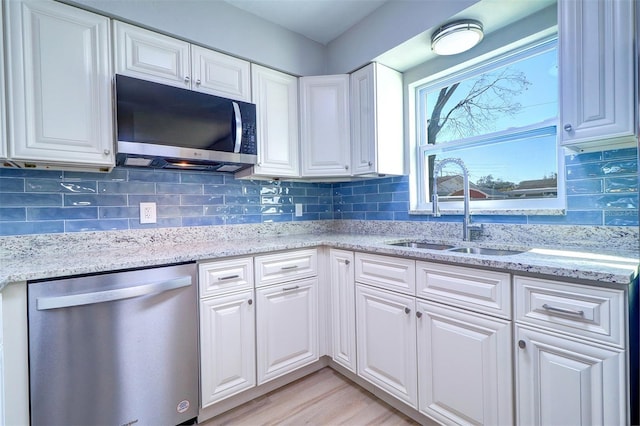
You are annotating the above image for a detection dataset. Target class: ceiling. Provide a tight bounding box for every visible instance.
[223,0,389,45]
[223,0,556,71]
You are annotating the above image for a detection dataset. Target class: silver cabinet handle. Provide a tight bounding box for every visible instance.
[103,149,110,155]
[563,124,572,132]
[184,76,191,83]
[542,303,584,317]
[196,79,201,85]
[518,340,526,349]
[345,259,350,265]
[248,299,253,305]
[404,307,411,314]
[282,285,299,292]
[368,161,372,166]
[345,165,349,170]
[416,311,423,318]
[37,276,191,310]
[281,265,299,270]
[232,101,242,153]
[218,274,240,281]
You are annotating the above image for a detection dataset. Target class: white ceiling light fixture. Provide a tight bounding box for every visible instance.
[431,19,484,56]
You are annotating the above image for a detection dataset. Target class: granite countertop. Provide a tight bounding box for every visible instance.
[1,227,638,290]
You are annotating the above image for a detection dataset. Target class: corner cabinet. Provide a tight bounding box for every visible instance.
[113,21,251,102]
[237,65,300,179]
[5,0,114,171]
[559,0,637,150]
[299,75,351,177]
[350,63,404,176]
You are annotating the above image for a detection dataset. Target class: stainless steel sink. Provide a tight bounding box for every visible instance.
[448,247,526,256]
[386,241,455,250]
[386,241,527,256]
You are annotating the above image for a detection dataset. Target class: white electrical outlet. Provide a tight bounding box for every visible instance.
[295,203,303,217]
[139,202,157,224]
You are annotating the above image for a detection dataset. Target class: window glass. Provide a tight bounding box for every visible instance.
[413,39,561,210]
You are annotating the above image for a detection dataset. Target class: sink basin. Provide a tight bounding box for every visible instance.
[448,247,526,256]
[387,241,455,250]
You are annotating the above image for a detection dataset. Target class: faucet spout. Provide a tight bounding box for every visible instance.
[432,157,476,241]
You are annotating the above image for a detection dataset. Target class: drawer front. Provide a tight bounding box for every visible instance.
[355,252,415,295]
[254,249,318,287]
[515,276,625,348]
[199,257,254,297]
[416,262,511,319]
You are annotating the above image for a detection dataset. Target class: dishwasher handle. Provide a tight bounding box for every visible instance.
[36,276,192,311]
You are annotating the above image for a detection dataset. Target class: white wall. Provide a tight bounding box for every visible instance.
[326,0,479,74]
[63,0,327,76]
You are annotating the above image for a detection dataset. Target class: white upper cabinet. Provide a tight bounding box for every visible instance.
[300,75,351,177]
[0,4,7,161]
[6,0,114,170]
[113,21,190,89]
[350,63,404,176]
[559,0,636,149]
[243,64,300,178]
[113,21,251,102]
[191,45,250,101]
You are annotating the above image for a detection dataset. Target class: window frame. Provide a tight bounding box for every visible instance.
[409,36,566,215]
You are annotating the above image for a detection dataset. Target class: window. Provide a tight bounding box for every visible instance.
[411,38,564,213]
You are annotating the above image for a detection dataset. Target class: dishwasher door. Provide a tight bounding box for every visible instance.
[28,263,199,426]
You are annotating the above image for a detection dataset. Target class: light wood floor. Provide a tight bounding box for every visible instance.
[201,368,420,426]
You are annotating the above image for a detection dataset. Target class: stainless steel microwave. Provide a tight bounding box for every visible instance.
[115,74,257,173]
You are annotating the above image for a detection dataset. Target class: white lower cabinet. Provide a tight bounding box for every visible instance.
[514,275,628,425]
[515,325,626,425]
[256,277,319,385]
[417,299,513,425]
[356,283,418,407]
[200,290,255,408]
[329,249,356,373]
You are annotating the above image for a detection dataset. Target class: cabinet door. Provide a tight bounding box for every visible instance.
[250,64,300,177]
[559,0,635,147]
[113,20,190,89]
[200,290,255,407]
[350,63,404,176]
[329,249,356,372]
[256,278,318,385]
[300,75,351,177]
[192,45,250,101]
[417,300,513,425]
[0,4,7,161]
[515,325,626,426]
[356,284,417,407]
[6,0,114,168]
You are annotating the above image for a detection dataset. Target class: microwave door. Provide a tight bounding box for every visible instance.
[232,102,242,154]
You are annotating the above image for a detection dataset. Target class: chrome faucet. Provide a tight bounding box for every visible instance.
[431,157,481,241]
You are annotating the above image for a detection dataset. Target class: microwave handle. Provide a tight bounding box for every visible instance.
[232,101,242,153]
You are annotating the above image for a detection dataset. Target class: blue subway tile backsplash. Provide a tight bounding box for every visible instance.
[0,147,637,235]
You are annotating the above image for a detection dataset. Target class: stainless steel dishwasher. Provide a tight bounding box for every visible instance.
[28,263,199,426]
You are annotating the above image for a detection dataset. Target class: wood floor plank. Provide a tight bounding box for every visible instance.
[202,368,419,426]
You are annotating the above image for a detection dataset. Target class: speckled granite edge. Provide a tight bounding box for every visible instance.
[328,220,640,252]
[1,221,637,290]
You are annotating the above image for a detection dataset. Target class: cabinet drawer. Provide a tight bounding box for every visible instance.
[199,257,254,297]
[416,262,511,319]
[515,276,625,348]
[254,249,318,288]
[355,252,415,295]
